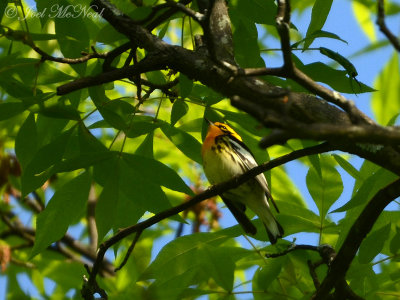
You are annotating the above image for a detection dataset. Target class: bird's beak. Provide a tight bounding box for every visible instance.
[204,118,214,126]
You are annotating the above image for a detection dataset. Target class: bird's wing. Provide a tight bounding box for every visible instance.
[229,137,280,213]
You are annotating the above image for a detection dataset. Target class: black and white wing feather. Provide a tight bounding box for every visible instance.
[229,136,280,213]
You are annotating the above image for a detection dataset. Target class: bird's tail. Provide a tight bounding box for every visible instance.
[257,199,284,244]
[263,216,284,244]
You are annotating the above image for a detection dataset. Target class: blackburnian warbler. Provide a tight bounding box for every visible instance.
[201,120,284,244]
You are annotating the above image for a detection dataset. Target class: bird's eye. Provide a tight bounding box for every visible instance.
[220,125,227,130]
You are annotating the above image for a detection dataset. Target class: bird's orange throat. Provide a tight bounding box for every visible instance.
[201,125,223,157]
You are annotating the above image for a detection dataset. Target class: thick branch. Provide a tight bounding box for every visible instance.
[260,123,400,147]
[57,54,166,95]
[313,178,400,299]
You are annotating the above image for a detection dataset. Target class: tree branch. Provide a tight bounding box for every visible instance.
[57,54,167,95]
[260,123,400,147]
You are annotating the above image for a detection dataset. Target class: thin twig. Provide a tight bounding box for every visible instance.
[377,0,400,52]
[114,230,143,272]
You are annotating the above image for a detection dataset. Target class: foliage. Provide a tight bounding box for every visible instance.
[0,0,400,299]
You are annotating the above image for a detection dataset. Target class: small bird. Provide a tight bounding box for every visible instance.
[201,120,284,244]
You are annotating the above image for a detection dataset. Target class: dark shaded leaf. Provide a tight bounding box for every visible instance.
[390,226,400,254]
[96,163,119,242]
[125,116,160,138]
[358,223,391,264]
[197,244,235,291]
[146,71,166,85]
[39,104,81,120]
[171,99,189,126]
[161,122,202,164]
[21,129,74,196]
[31,171,91,258]
[0,102,25,121]
[15,113,38,169]
[134,130,154,158]
[122,153,193,195]
[230,10,265,68]
[178,74,193,98]
[230,0,276,25]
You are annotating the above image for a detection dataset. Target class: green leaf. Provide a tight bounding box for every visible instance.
[129,6,153,21]
[161,123,202,164]
[119,159,172,217]
[0,1,7,22]
[179,74,193,99]
[125,116,160,138]
[332,168,397,213]
[278,201,322,235]
[352,1,376,42]
[230,11,265,68]
[0,102,25,121]
[306,162,343,219]
[31,171,91,258]
[372,53,400,125]
[319,47,358,77]
[358,223,391,264]
[15,113,38,170]
[390,226,400,254]
[230,0,276,25]
[197,244,235,291]
[122,153,193,195]
[253,257,284,291]
[99,100,136,130]
[88,84,108,106]
[0,77,33,98]
[134,130,154,158]
[171,99,189,126]
[304,0,334,49]
[39,104,81,120]
[332,154,363,181]
[148,269,199,300]
[53,151,116,173]
[146,71,166,85]
[141,233,230,282]
[292,30,347,48]
[96,23,127,44]
[54,0,89,76]
[21,129,74,196]
[96,163,119,242]
[307,154,322,179]
[297,59,374,94]
[158,21,170,39]
[78,123,108,153]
